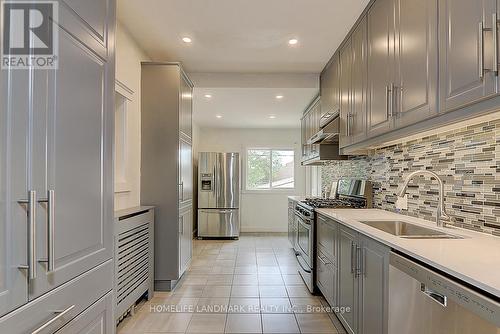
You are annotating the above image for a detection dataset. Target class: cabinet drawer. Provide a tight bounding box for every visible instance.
[56,292,113,334]
[317,250,336,307]
[0,260,113,334]
[317,214,337,262]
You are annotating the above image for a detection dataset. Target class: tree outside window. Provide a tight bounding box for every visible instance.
[247,149,295,190]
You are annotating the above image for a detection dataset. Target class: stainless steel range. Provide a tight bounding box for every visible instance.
[294,179,372,292]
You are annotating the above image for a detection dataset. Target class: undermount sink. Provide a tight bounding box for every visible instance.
[359,220,463,239]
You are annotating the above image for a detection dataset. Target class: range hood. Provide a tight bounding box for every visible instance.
[307,116,340,144]
[301,143,347,166]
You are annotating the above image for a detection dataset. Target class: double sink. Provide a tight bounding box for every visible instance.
[360,220,463,239]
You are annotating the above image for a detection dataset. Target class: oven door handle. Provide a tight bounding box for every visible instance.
[295,252,312,273]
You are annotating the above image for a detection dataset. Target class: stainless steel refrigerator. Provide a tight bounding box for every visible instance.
[198,152,240,238]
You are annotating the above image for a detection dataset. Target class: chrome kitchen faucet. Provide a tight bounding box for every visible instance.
[397,170,451,228]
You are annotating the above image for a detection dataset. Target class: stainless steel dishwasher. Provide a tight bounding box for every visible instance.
[389,252,500,334]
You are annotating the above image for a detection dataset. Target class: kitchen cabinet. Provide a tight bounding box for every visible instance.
[179,206,193,275]
[340,18,368,148]
[142,63,194,290]
[359,235,390,334]
[300,96,321,163]
[339,37,353,148]
[320,54,341,122]
[0,0,115,323]
[338,225,360,334]
[367,0,395,138]
[55,292,113,334]
[180,138,193,203]
[439,0,498,112]
[317,215,389,334]
[394,0,438,128]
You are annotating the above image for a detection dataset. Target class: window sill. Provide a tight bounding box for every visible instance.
[242,189,296,195]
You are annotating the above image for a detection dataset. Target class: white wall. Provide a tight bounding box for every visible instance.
[197,127,305,232]
[114,21,150,210]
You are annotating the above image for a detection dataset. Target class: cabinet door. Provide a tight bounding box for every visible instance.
[180,139,193,203]
[338,226,358,334]
[395,0,438,127]
[439,0,498,112]
[351,18,368,144]
[367,0,395,137]
[316,215,336,261]
[339,38,353,148]
[180,73,193,139]
[179,207,193,276]
[359,236,390,334]
[55,292,113,334]
[317,250,336,307]
[29,3,114,299]
[320,54,340,119]
[0,62,30,316]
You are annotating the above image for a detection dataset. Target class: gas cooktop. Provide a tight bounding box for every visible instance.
[300,197,366,209]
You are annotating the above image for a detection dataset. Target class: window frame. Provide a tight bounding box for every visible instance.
[244,147,296,192]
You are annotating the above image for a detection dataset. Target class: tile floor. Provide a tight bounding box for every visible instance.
[118,233,344,334]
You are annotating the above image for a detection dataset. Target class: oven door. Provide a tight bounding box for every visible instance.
[296,214,312,268]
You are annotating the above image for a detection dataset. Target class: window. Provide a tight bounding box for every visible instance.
[114,80,134,193]
[246,149,295,190]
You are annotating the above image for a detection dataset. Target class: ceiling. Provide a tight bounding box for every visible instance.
[118,0,369,128]
[118,0,369,73]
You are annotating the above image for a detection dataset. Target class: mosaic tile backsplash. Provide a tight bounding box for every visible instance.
[321,119,500,236]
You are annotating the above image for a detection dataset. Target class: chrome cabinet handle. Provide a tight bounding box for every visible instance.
[385,85,391,118]
[350,241,355,274]
[388,83,395,118]
[420,284,447,307]
[355,246,363,277]
[18,190,37,279]
[479,21,485,79]
[38,190,55,272]
[179,217,183,235]
[31,305,76,334]
[179,182,184,201]
[318,255,331,266]
[493,13,498,74]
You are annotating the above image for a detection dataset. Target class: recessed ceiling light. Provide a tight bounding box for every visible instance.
[216,115,222,119]
[204,94,212,98]
[288,38,298,45]
[276,95,284,99]
[182,37,192,43]
[269,115,277,119]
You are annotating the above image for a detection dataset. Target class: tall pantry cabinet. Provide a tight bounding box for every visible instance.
[141,63,194,291]
[0,0,116,333]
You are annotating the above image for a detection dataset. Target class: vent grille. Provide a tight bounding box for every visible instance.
[116,223,150,306]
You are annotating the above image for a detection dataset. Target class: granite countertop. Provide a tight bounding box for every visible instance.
[315,208,500,298]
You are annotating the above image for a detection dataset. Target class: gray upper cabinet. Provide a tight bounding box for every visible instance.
[394,0,438,127]
[367,0,395,138]
[339,37,353,148]
[439,0,498,112]
[320,54,341,120]
[350,17,368,145]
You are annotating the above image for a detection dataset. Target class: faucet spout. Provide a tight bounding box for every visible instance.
[398,170,450,228]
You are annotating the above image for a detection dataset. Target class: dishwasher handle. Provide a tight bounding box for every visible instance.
[420,283,447,307]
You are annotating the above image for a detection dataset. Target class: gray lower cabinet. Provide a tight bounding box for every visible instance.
[56,292,114,334]
[317,215,390,334]
[0,0,115,329]
[439,0,498,113]
[179,206,193,275]
[338,225,360,334]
